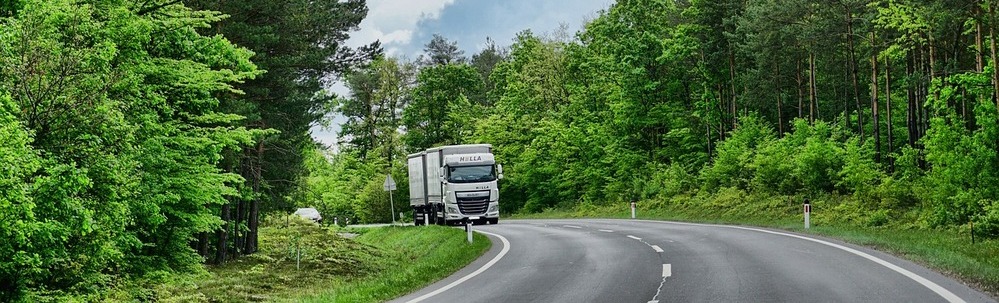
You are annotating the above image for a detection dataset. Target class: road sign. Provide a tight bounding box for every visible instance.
[383,174,396,191]
[384,174,397,224]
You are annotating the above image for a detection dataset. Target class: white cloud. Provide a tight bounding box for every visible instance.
[347,0,456,53]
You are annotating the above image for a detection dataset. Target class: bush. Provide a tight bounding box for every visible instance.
[974,200,999,238]
[751,138,798,194]
[700,116,776,192]
[837,138,884,198]
[642,163,694,199]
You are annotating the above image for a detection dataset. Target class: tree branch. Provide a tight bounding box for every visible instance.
[137,0,182,16]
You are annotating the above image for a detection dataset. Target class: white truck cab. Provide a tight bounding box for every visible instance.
[408,144,502,225]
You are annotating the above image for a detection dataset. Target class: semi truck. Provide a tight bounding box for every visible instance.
[408,144,502,225]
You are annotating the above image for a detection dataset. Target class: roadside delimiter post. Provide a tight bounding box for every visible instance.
[804,198,811,229]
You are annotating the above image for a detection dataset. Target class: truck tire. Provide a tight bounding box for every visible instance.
[488,218,498,225]
[413,209,423,226]
[435,204,445,226]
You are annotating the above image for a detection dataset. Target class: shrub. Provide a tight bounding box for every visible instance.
[974,200,999,238]
[700,116,775,192]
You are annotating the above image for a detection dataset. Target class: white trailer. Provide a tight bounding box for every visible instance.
[408,144,502,225]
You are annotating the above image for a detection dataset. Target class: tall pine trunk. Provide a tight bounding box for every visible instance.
[871,33,880,163]
[846,4,861,138]
[991,1,999,108]
[776,63,784,136]
[797,58,804,119]
[978,3,985,73]
[729,46,738,127]
[809,52,818,123]
[215,201,230,264]
[907,51,917,147]
[244,141,263,254]
[885,56,894,169]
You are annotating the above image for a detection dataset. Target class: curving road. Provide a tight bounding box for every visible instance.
[390,219,996,303]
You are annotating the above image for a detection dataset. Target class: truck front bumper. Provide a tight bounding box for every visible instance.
[445,201,499,220]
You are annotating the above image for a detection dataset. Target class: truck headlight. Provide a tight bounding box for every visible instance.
[447,205,459,214]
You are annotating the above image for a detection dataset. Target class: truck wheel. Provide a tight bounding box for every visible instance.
[413,209,423,226]
[435,205,445,226]
[488,218,498,225]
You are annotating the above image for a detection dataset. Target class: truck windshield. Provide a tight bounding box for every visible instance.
[447,165,496,183]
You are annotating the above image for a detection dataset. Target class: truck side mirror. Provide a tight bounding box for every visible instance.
[498,173,504,180]
[497,164,503,174]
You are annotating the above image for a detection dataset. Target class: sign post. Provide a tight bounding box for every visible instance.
[631,202,636,219]
[383,174,397,224]
[803,199,811,229]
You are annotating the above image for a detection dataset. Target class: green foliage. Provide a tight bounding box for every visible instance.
[0,94,42,299]
[402,63,484,151]
[0,0,259,299]
[700,116,776,192]
[921,73,999,227]
[977,201,999,239]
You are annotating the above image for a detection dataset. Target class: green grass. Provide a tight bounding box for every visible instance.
[147,218,490,302]
[295,225,490,302]
[511,193,999,298]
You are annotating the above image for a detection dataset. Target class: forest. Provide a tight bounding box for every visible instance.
[0,0,376,300]
[319,0,999,242]
[2,0,999,300]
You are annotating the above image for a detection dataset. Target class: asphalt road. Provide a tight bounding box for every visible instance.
[390,219,996,303]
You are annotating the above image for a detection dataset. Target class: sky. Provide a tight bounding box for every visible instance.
[311,0,615,148]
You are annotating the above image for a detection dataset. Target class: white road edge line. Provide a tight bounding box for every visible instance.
[627,235,642,240]
[405,230,511,303]
[651,245,664,253]
[644,220,967,303]
[598,229,614,233]
[563,225,582,229]
[663,264,672,277]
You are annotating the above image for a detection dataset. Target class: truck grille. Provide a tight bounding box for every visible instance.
[457,196,489,214]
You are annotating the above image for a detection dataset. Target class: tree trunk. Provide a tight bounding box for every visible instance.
[244,141,263,254]
[705,120,712,158]
[776,63,784,136]
[977,3,985,73]
[198,232,209,259]
[991,1,999,108]
[846,4,862,139]
[809,52,818,123]
[871,33,881,163]
[234,196,245,257]
[929,33,940,106]
[919,45,928,142]
[215,201,230,264]
[717,82,728,139]
[797,58,804,119]
[729,46,738,127]
[885,56,894,169]
[907,51,917,147]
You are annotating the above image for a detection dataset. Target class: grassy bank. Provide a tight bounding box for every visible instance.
[146,218,489,302]
[512,191,999,298]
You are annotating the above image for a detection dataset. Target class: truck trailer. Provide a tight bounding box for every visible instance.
[408,144,502,225]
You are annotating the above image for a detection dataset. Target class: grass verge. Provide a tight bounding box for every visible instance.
[511,194,999,299]
[147,218,490,302]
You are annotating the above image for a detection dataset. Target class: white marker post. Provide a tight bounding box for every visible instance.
[804,199,811,229]
[466,217,479,243]
[631,201,636,219]
[383,174,397,224]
